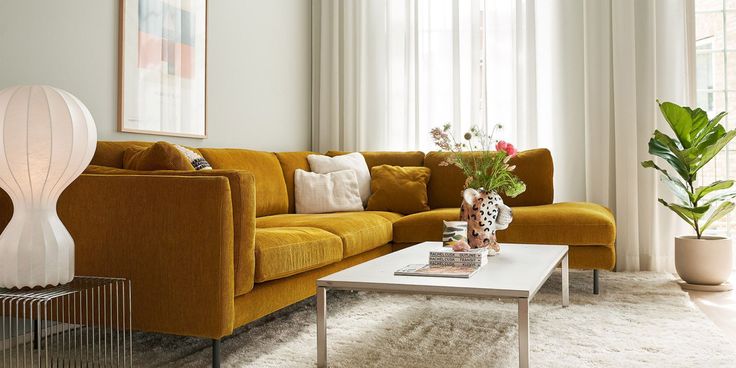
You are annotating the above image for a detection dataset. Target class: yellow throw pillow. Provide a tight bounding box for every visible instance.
[367,165,431,214]
[123,141,196,171]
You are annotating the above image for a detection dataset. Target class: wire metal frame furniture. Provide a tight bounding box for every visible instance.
[0,276,132,367]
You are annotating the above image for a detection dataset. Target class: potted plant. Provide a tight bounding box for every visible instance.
[431,124,525,254]
[641,101,736,287]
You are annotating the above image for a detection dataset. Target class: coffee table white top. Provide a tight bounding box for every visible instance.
[318,242,568,299]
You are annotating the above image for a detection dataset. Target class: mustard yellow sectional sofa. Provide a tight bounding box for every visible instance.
[0,141,616,362]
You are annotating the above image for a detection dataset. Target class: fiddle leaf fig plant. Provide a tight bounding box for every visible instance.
[641,100,736,239]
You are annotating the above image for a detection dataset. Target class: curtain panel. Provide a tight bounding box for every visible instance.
[581,0,694,271]
[311,0,505,152]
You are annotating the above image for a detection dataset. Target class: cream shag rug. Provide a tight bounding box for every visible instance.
[133,271,736,367]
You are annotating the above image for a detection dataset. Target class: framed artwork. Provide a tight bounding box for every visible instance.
[119,0,207,138]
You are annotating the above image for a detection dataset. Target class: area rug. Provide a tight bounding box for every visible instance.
[133,271,736,367]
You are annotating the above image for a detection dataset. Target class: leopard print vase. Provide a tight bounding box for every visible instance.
[459,188,513,255]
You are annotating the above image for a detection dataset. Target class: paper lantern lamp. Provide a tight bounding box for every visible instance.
[0,85,97,288]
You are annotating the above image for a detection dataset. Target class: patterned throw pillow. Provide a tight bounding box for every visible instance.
[173,144,212,170]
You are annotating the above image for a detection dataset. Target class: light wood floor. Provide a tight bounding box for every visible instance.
[686,272,736,344]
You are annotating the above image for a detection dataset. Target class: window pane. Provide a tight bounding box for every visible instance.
[703,51,727,90]
[696,0,736,255]
[696,91,714,111]
[698,0,724,11]
[696,13,725,50]
[727,13,736,49]
[727,52,736,88]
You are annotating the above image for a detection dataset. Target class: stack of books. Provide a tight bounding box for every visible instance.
[429,247,488,267]
[394,247,489,278]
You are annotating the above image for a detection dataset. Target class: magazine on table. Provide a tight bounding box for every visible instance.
[394,264,480,278]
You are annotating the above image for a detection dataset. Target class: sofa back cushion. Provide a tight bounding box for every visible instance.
[367,165,431,215]
[123,141,199,171]
[199,148,289,216]
[425,148,554,208]
[91,141,154,168]
[326,151,425,169]
[275,151,317,213]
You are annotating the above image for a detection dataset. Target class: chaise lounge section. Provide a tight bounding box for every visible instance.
[0,141,616,364]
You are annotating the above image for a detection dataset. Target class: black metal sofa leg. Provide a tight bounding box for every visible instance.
[593,269,600,295]
[212,339,221,368]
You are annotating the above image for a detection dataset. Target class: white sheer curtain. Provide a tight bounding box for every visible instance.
[311,0,694,271]
[311,0,513,152]
[580,0,694,271]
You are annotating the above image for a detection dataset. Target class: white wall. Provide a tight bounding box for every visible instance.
[0,0,311,151]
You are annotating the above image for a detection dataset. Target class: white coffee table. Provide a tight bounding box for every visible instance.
[316,242,569,368]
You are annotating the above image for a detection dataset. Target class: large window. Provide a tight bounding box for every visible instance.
[695,0,736,239]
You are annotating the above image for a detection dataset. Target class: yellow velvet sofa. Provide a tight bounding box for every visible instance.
[0,141,616,359]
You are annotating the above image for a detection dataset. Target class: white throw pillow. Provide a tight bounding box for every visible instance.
[307,153,371,204]
[294,169,364,214]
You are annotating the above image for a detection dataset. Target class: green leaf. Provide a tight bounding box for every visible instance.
[701,201,735,233]
[685,124,726,164]
[640,160,689,190]
[693,180,734,203]
[641,160,691,203]
[686,107,710,137]
[667,202,710,220]
[658,198,696,228]
[653,130,685,155]
[647,135,690,181]
[691,129,736,173]
[659,101,693,148]
[664,178,692,204]
[701,190,736,207]
[692,111,727,146]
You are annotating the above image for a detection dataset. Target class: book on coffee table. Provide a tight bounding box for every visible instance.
[394,264,480,278]
[429,247,488,267]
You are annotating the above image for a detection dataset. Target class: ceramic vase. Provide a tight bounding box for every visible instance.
[442,221,468,247]
[459,188,513,255]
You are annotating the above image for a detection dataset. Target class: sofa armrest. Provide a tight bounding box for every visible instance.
[0,173,239,339]
[83,166,257,296]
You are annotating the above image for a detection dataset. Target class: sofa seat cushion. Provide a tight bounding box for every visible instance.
[257,212,395,257]
[254,227,343,283]
[393,202,616,246]
[366,211,404,223]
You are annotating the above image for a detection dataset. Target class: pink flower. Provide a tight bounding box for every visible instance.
[496,140,518,157]
[452,240,471,252]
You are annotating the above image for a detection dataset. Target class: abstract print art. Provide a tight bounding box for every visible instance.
[120,0,207,138]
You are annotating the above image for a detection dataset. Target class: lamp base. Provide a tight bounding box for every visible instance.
[0,210,75,289]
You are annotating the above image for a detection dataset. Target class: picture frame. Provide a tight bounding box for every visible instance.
[118,0,208,138]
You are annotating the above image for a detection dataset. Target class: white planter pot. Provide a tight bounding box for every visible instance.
[675,236,732,285]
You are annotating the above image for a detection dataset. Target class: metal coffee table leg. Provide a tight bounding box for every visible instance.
[518,298,529,368]
[317,287,327,368]
[562,253,569,307]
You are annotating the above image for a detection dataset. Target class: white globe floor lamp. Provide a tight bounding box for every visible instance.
[0,85,97,289]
